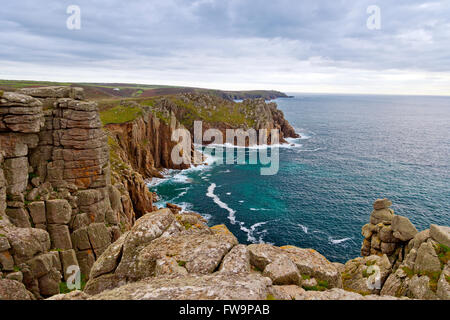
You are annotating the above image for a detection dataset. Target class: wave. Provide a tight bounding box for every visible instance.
[329,237,352,245]
[206,183,237,224]
[298,224,308,234]
[240,221,269,243]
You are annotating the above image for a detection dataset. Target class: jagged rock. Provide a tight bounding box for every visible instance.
[89,231,128,279]
[292,288,402,300]
[38,268,61,296]
[392,215,418,241]
[2,226,50,264]
[89,273,272,300]
[28,201,46,225]
[5,207,31,228]
[27,253,56,278]
[0,250,14,271]
[47,224,72,250]
[342,255,392,295]
[373,199,392,210]
[135,229,236,278]
[414,242,442,273]
[87,223,111,257]
[281,246,342,288]
[0,279,35,300]
[370,208,395,225]
[6,271,23,282]
[219,244,251,274]
[263,255,301,285]
[430,224,450,247]
[0,236,11,251]
[113,209,175,278]
[408,274,438,299]
[379,225,398,243]
[46,290,90,300]
[46,199,72,224]
[436,265,450,300]
[248,243,284,271]
[361,223,376,238]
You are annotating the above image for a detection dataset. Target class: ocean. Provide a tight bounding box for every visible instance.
[149,94,450,263]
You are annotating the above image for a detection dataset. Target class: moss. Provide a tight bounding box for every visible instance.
[0,233,5,238]
[366,260,377,267]
[362,267,376,278]
[418,270,441,292]
[303,280,329,292]
[301,274,311,280]
[266,294,276,300]
[177,260,186,267]
[59,274,87,294]
[0,90,3,97]
[446,275,450,285]
[13,266,21,272]
[341,272,352,280]
[251,265,263,273]
[100,105,143,125]
[435,244,450,267]
[182,221,192,230]
[28,172,37,180]
[402,267,415,279]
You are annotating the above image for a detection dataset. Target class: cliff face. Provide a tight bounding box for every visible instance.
[0,87,139,299]
[145,93,299,145]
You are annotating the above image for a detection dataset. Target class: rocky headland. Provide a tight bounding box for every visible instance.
[0,87,448,300]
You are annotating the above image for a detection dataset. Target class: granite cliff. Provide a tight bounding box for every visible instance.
[0,87,448,300]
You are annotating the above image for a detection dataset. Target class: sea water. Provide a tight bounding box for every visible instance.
[150,94,450,263]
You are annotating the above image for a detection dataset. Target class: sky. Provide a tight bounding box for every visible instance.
[1,0,449,95]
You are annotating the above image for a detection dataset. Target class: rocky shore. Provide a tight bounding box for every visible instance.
[0,87,448,300]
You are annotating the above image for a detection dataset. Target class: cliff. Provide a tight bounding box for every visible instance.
[0,87,448,301]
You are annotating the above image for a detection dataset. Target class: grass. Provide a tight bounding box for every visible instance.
[435,244,450,267]
[100,105,143,125]
[303,279,330,291]
[59,274,87,294]
[266,294,276,300]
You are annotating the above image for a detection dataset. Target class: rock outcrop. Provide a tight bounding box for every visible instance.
[0,87,136,298]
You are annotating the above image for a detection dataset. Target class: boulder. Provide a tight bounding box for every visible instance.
[0,279,35,300]
[414,242,442,273]
[263,255,301,285]
[373,199,392,210]
[342,255,392,295]
[89,273,272,300]
[219,244,251,274]
[281,246,342,288]
[46,290,89,300]
[28,201,46,225]
[392,215,418,241]
[430,224,450,247]
[46,199,72,224]
[370,208,395,225]
[47,224,72,250]
[436,265,450,300]
[3,226,50,264]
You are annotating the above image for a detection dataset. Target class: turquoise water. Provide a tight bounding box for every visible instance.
[150,94,450,263]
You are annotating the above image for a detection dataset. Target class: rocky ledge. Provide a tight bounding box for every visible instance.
[46,200,449,300]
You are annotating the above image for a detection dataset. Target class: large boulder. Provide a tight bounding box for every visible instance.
[392,215,418,241]
[342,255,392,295]
[0,279,35,300]
[430,224,450,247]
[89,273,272,300]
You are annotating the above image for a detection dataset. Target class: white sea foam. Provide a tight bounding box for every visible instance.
[298,224,309,234]
[206,183,237,224]
[329,237,352,245]
[240,221,269,243]
[226,192,231,195]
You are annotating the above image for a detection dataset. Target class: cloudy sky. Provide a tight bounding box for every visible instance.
[1,0,449,95]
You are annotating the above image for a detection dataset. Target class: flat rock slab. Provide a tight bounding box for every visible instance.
[89,273,272,300]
